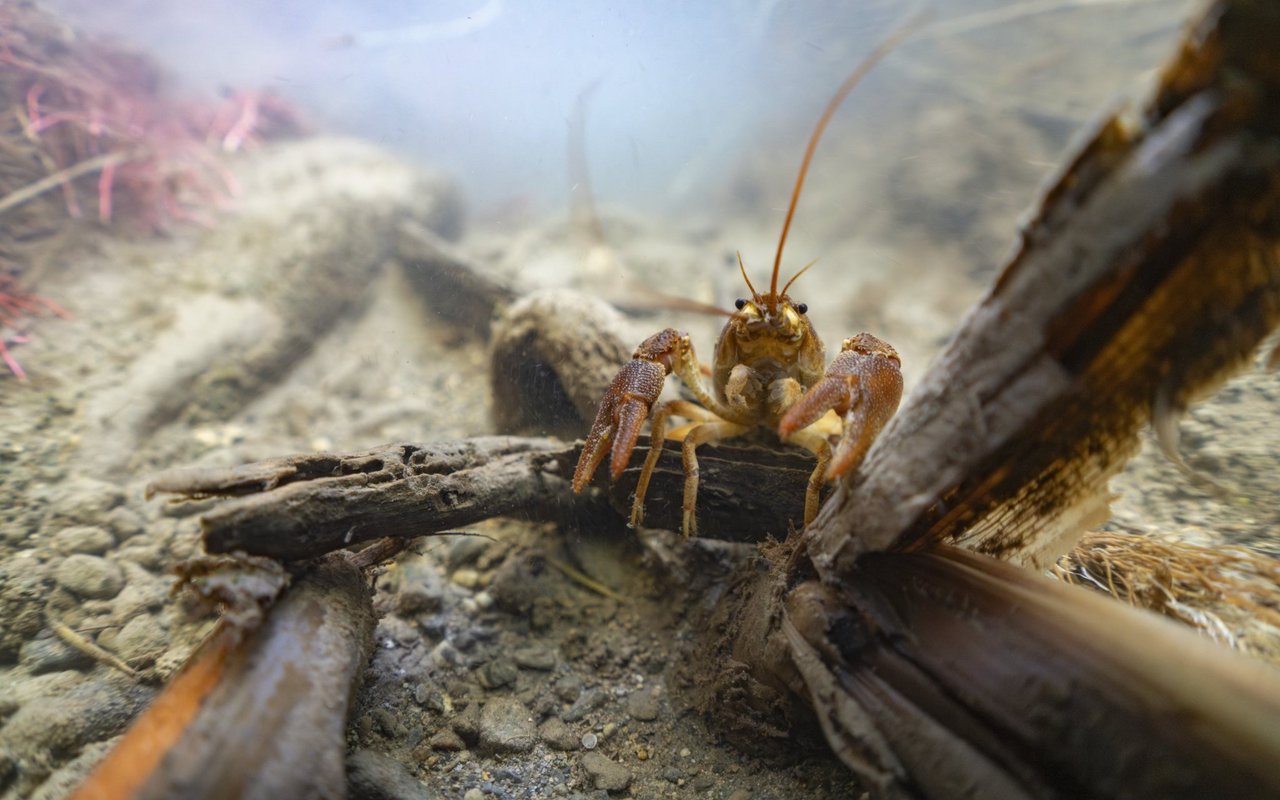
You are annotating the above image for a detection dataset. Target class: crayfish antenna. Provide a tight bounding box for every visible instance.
[768,18,924,313]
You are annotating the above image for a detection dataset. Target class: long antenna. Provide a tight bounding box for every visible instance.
[768,20,921,313]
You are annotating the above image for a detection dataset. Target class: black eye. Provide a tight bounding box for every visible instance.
[734,298,747,310]
[796,303,808,314]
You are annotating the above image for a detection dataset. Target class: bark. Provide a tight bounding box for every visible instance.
[804,0,1280,576]
[147,436,816,560]
[718,2,1280,797]
[70,554,376,800]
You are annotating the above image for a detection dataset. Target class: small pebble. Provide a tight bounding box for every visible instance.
[626,685,662,721]
[49,477,124,523]
[393,561,446,616]
[103,506,145,541]
[451,568,482,589]
[553,674,583,702]
[538,717,580,751]
[581,752,631,793]
[477,658,518,690]
[427,728,466,751]
[55,554,125,600]
[478,697,536,753]
[562,687,607,722]
[463,789,485,800]
[347,748,436,800]
[580,732,598,750]
[20,633,94,674]
[52,526,115,555]
[513,645,557,671]
[728,790,753,800]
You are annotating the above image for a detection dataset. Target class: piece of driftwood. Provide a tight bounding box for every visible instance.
[488,289,632,437]
[805,0,1280,576]
[396,220,516,339]
[710,2,1280,797]
[70,553,375,800]
[148,436,816,560]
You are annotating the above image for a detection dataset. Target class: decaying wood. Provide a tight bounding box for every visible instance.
[805,0,1280,577]
[71,554,375,800]
[488,289,632,437]
[396,220,516,339]
[714,2,1280,797]
[148,436,816,560]
[778,548,1280,799]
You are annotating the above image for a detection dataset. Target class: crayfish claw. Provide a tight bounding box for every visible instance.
[780,332,903,481]
[571,329,682,493]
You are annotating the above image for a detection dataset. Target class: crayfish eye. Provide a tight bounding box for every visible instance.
[796,303,808,314]
[734,298,747,310]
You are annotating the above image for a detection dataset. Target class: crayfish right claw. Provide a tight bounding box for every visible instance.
[779,332,903,481]
[572,329,683,493]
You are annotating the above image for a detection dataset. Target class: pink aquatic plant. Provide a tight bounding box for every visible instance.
[0,4,303,379]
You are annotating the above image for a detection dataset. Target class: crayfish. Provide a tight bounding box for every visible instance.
[571,39,907,537]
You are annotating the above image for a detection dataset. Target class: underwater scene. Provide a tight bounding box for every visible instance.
[1,1,1279,798]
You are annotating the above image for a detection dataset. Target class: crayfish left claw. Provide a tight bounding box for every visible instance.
[572,329,683,493]
[779,332,903,480]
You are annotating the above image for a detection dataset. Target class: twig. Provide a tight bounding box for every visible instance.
[546,556,627,603]
[47,616,140,679]
[0,150,132,217]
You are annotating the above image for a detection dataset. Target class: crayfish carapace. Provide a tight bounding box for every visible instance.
[571,37,907,538]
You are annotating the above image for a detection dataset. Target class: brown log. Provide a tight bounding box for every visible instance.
[70,554,376,800]
[147,436,816,560]
[804,0,1280,576]
[778,546,1280,799]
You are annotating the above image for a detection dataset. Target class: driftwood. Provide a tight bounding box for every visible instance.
[712,1,1280,797]
[71,554,375,800]
[148,436,816,559]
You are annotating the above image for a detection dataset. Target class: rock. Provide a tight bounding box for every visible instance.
[626,685,662,721]
[55,555,124,600]
[444,536,489,570]
[554,674,583,703]
[513,645,557,671]
[477,658,518,690]
[46,477,124,525]
[111,614,168,666]
[110,564,168,618]
[103,506,145,541]
[451,702,482,745]
[562,687,608,722]
[426,728,466,751]
[393,556,446,616]
[581,752,631,793]
[538,717,580,751]
[727,790,753,800]
[451,568,482,589]
[347,748,439,800]
[51,526,115,555]
[116,540,165,570]
[691,774,716,791]
[477,697,536,753]
[0,552,51,660]
[19,634,94,674]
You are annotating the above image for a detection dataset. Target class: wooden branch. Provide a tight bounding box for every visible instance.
[780,546,1280,799]
[805,0,1280,576]
[70,554,376,800]
[713,4,1280,798]
[396,221,516,339]
[148,436,815,560]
